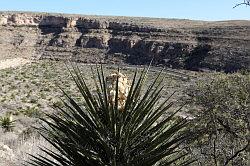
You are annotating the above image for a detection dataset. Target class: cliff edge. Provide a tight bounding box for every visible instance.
[0,12,249,72]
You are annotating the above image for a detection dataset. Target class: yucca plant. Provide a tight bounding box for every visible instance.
[0,114,15,132]
[28,64,193,166]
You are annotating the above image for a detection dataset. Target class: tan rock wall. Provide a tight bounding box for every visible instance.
[0,12,249,72]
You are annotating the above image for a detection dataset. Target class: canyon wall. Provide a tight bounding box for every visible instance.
[0,12,250,72]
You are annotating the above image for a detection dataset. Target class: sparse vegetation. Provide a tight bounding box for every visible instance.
[186,72,250,165]
[19,107,43,118]
[0,3,249,165]
[28,65,194,165]
[1,60,249,165]
[0,60,194,165]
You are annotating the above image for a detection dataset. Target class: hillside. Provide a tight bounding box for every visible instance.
[0,11,250,166]
[0,11,250,72]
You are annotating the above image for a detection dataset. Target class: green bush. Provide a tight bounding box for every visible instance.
[0,114,15,132]
[20,107,43,118]
[27,65,193,166]
[186,72,250,165]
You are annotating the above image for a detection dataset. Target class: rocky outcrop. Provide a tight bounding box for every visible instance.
[0,12,250,72]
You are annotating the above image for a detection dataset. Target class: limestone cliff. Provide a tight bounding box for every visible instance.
[0,12,249,72]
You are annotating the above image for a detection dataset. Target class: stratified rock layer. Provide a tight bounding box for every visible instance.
[0,11,249,72]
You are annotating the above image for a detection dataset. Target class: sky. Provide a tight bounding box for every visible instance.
[0,0,249,21]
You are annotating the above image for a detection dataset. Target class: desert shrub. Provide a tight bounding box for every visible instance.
[0,114,15,132]
[27,65,194,166]
[20,107,43,118]
[186,72,250,165]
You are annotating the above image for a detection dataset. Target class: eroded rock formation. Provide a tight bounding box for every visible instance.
[0,12,249,72]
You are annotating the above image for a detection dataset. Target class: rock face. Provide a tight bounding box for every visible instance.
[0,11,250,72]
